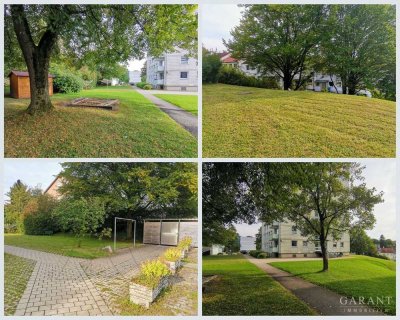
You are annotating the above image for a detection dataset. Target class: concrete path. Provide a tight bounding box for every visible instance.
[163,248,198,315]
[135,88,198,138]
[5,244,168,316]
[246,256,385,316]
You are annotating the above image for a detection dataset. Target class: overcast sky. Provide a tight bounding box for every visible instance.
[235,160,396,240]
[4,160,396,240]
[202,4,242,51]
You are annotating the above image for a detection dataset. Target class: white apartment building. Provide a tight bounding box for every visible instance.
[146,49,198,91]
[240,236,256,252]
[261,220,350,258]
[220,52,343,93]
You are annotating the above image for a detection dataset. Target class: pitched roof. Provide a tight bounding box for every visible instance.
[44,176,61,194]
[8,70,54,78]
[381,247,395,253]
[222,56,238,63]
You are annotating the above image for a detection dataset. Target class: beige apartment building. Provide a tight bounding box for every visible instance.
[261,220,350,258]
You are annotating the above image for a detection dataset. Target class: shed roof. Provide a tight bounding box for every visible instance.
[8,70,54,78]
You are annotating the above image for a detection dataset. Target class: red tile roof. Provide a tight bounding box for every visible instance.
[381,247,395,253]
[222,56,238,63]
[8,70,54,78]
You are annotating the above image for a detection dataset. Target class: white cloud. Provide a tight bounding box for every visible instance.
[202,4,242,51]
[127,59,146,72]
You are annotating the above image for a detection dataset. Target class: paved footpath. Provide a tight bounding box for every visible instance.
[246,256,384,316]
[5,245,167,316]
[163,248,198,315]
[135,88,198,138]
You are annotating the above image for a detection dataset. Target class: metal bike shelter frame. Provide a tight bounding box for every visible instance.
[114,217,136,251]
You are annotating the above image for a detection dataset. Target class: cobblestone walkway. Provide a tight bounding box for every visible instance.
[5,244,168,316]
[80,245,168,314]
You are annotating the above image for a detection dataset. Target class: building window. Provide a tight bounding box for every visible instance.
[333,242,337,248]
[291,241,297,247]
[181,56,189,64]
[304,254,308,257]
[291,226,297,234]
[180,72,188,79]
[246,65,250,70]
[340,242,344,247]
[274,228,278,234]
[292,254,297,258]
[303,241,308,247]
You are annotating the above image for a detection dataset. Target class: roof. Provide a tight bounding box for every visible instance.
[222,56,238,63]
[218,51,229,58]
[380,247,395,253]
[8,70,54,78]
[44,176,61,194]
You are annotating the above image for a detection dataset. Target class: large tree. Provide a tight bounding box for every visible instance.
[225,5,325,90]
[5,5,197,114]
[58,162,197,220]
[320,5,395,96]
[249,163,383,271]
[203,162,384,271]
[350,227,377,256]
[202,47,222,83]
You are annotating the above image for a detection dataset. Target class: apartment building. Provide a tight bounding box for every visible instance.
[219,52,343,93]
[261,220,350,258]
[146,49,198,91]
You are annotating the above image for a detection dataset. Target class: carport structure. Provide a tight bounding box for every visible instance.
[143,218,198,247]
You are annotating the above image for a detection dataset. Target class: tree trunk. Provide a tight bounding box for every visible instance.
[320,236,329,271]
[11,5,58,115]
[26,53,53,114]
[283,72,292,90]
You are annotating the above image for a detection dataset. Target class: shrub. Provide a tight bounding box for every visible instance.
[218,65,279,89]
[257,252,269,259]
[134,259,171,288]
[23,195,59,235]
[203,48,222,83]
[249,250,262,258]
[164,248,182,262]
[143,84,152,90]
[178,236,192,249]
[79,66,97,90]
[136,82,146,88]
[98,227,112,240]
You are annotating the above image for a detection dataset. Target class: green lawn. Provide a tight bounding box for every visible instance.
[5,233,139,259]
[203,84,395,157]
[4,253,36,315]
[271,256,396,315]
[154,94,198,115]
[5,86,197,157]
[202,254,314,315]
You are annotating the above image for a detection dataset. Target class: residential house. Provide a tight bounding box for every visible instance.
[240,236,256,252]
[146,49,198,91]
[219,52,343,92]
[219,52,261,78]
[379,247,396,261]
[128,70,141,84]
[261,220,350,258]
[44,176,64,200]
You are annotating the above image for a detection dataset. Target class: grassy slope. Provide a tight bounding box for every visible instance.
[154,94,198,115]
[203,84,395,158]
[202,255,314,315]
[271,256,396,315]
[5,233,138,259]
[4,253,36,315]
[5,86,197,157]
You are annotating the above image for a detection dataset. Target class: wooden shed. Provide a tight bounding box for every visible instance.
[8,71,54,99]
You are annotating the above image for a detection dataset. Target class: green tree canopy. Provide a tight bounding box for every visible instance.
[225,4,325,90]
[58,162,197,221]
[202,47,222,83]
[5,4,197,114]
[350,227,377,256]
[319,5,395,97]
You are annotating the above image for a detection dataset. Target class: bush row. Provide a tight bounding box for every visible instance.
[136,82,152,90]
[249,250,270,259]
[218,66,280,89]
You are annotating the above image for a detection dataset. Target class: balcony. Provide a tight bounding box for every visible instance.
[156,65,164,72]
[271,233,279,239]
[272,247,278,253]
[154,79,164,85]
[314,246,322,252]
